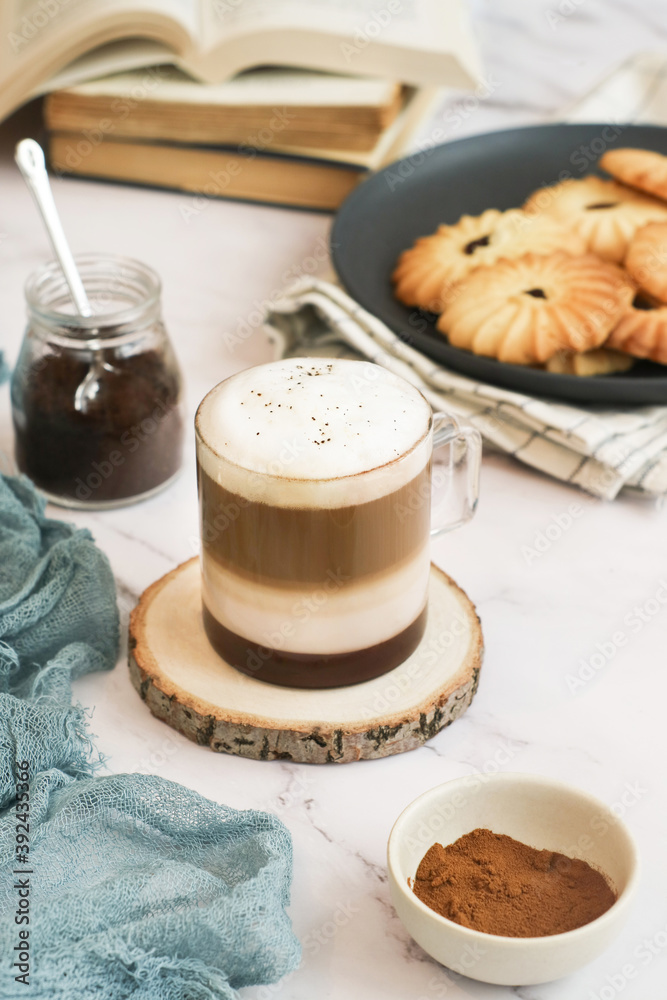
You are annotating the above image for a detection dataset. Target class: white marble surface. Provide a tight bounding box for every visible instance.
[2,3,667,996]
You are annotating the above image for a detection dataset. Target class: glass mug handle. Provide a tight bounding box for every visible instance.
[430,412,482,537]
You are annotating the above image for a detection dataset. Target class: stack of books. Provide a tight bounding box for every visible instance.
[2,0,481,211]
[45,69,443,211]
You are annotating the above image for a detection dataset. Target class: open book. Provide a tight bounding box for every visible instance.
[2,0,480,122]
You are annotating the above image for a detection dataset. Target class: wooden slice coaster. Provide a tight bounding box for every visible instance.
[129,558,483,764]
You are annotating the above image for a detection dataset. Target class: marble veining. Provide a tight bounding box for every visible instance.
[0,2,666,996]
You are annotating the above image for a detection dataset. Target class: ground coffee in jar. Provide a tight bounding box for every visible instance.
[11,254,184,508]
[413,828,617,937]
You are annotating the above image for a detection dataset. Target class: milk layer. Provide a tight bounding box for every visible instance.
[201,546,431,654]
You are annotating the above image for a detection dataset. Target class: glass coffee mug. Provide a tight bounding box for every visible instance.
[195,358,480,689]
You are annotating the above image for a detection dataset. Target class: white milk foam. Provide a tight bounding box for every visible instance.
[196,358,432,508]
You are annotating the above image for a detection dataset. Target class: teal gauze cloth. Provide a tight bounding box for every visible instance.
[0,475,300,999]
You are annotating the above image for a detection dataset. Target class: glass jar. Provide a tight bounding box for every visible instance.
[11,253,185,509]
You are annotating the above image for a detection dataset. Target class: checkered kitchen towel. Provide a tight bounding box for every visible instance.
[265,277,667,501]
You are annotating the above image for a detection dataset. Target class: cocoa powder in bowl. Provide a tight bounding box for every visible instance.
[413,828,617,937]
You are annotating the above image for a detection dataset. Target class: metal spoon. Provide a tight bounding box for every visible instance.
[15,139,112,412]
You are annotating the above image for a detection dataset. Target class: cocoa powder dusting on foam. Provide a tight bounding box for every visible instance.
[413,828,617,937]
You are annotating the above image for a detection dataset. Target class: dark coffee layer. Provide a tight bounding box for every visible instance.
[202,602,428,688]
[198,463,431,584]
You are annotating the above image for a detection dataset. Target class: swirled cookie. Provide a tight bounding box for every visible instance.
[523,177,667,263]
[392,208,585,312]
[624,221,667,303]
[600,148,667,203]
[436,252,635,365]
[606,301,667,364]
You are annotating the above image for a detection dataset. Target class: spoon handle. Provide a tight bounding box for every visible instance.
[15,139,92,318]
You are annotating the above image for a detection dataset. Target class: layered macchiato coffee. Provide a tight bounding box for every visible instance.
[196,358,435,688]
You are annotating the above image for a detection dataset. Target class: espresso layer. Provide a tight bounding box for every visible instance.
[199,464,431,584]
[202,603,428,688]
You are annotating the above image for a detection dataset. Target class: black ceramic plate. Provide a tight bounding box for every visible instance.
[331,123,667,405]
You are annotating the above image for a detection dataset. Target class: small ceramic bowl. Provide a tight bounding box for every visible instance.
[387,772,639,986]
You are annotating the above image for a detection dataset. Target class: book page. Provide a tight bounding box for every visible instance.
[195,0,480,91]
[7,0,198,56]
[53,65,399,109]
[203,0,449,53]
[1,0,199,120]
[11,0,197,27]
[32,40,176,96]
